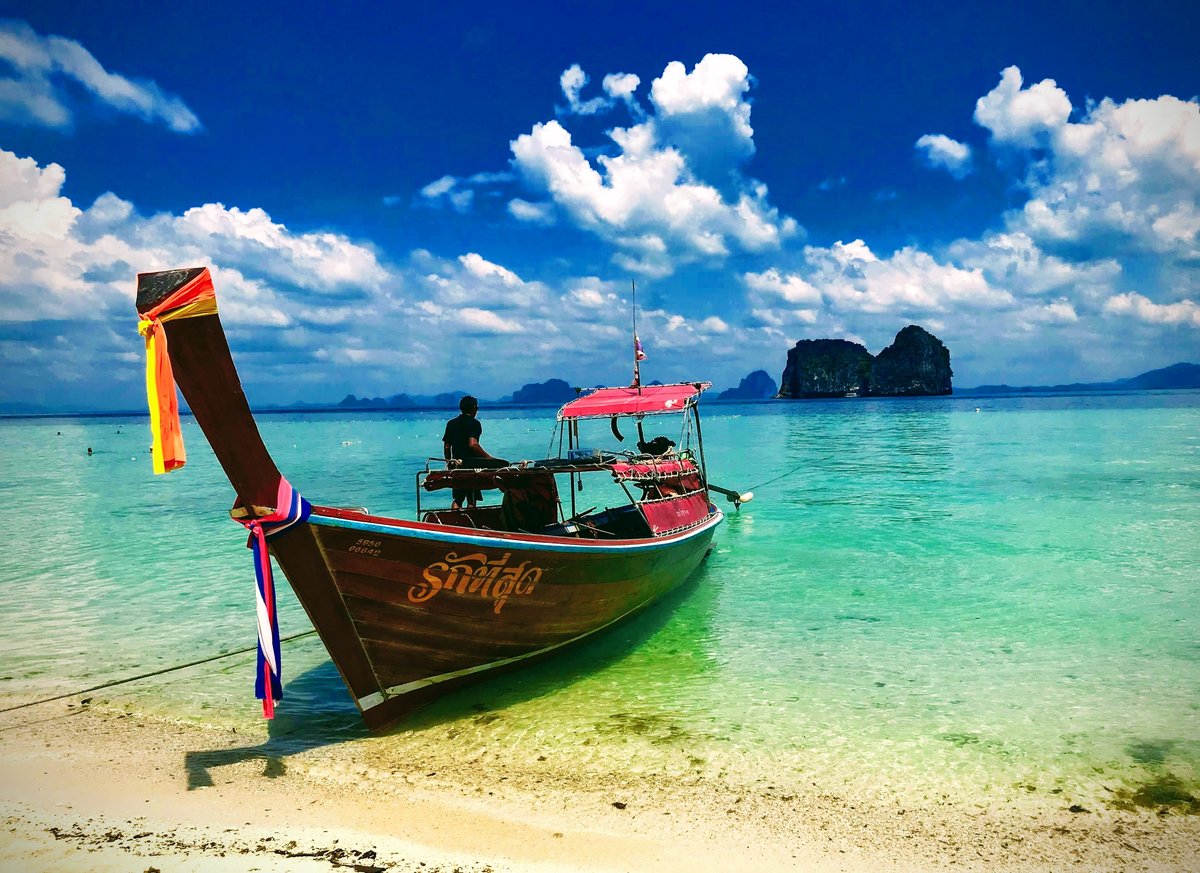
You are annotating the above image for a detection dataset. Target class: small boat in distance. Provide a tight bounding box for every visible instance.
[134,267,734,731]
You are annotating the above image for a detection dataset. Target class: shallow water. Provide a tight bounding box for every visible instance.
[1,392,1197,811]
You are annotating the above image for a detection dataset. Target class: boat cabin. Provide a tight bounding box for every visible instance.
[417,382,715,539]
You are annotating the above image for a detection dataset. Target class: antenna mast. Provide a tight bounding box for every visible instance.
[632,279,641,390]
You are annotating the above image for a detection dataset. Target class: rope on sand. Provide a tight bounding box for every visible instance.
[0,630,318,715]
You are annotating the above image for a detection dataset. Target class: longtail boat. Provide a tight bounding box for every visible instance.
[135,267,737,731]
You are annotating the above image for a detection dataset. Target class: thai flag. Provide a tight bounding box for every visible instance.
[635,334,647,361]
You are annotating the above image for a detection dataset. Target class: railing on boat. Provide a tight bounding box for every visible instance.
[414,450,711,539]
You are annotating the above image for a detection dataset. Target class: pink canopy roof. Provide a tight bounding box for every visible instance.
[557,382,711,420]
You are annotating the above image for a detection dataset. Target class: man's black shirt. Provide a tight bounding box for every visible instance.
[442,413,482,461]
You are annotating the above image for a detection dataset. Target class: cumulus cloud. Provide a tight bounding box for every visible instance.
[457,307,525,334]
[649,54,756,180]
[414,170,514,213]
[0,19,200,132]
[0,148,388,328]
[974,66,1071,147]
[806,240,1014,313]
[1023,101,1198,260]
[743,268,822,305]
[915,133,972,178]
[558,64,643,118]
[507,198,555,225]
[947,230,1120,296]
[418,252,546,309]
[1103,292,1200,327]
[559,64,610,116]
[512,55,796,278]
[602,72,642,109]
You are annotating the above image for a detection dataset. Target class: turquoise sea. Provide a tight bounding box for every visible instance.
[1,392,1198,813]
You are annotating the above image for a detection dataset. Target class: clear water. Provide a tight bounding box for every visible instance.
[1,392,1197,812]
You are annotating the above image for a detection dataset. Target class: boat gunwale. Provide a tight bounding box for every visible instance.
[309,503,723,553]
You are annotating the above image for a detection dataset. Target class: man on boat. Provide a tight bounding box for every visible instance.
[442,395,497,510]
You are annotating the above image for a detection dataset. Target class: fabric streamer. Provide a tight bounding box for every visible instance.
[136,269,217,474]
[234,477,312,718]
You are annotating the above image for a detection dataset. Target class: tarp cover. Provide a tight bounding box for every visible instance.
[558,383,711,420]
[640,493,712,535]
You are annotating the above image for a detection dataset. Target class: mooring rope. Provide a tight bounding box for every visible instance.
[743,461,809,495]
[0,630,319,716]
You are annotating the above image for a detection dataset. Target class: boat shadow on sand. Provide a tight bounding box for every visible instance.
[184,560,718,791]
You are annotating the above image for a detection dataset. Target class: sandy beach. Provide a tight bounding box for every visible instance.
[0,700,1195,873]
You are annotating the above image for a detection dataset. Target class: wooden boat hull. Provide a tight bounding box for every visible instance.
[273,507,721,730]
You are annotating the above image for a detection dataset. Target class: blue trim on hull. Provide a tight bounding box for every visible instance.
[309,508,723,554]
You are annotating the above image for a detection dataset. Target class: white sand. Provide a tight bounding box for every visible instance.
[1,703,1197,872]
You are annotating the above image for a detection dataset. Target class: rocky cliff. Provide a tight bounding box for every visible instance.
[871,325,953,396]
[779,326,952,398]
[779,339,874,398]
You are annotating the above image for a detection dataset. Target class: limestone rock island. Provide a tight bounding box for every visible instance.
[779,325,952,398]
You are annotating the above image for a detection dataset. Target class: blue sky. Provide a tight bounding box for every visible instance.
[1,1,1197,410]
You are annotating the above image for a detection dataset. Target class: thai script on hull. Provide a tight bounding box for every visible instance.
[412,551,544,614]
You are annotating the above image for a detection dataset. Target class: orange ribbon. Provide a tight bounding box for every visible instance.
[136,268,217,474]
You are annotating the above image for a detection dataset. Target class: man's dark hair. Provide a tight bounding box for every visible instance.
[459,395,478,414]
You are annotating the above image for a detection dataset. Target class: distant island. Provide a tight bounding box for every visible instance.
[334,378,578,410]
[716,370,778,401]
[334,391,461,409]
[778,325,953,399]
[959,362,1200,394]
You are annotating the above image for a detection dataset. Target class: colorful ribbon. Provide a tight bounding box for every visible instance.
[235,477,311,718]
[136,269,217,474]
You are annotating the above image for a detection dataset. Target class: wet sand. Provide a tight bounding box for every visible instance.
[1,703,1197,872]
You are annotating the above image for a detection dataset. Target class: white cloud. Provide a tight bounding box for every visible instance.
[511,55,796,277]
[1011,91,1200,261]
[458,307,526,334]
[0,148,388,333]
[650,54,753,145]
[974,65,1071,147]
[915,133,972,179]
[507,198,556,225]
[603,72,641,108]
[948,230,1121,296]
[420,175,457,198]
[170,203,390,295]
[559,64,611,116]
[1103,292,1200,327]
[418,251,546,309]
[417,175,475,213]
[417,170,513,214]
[511,114,794,275]
[460,252,521,286]
[0,19,200,132]
[649,54,757,186]
[804,240,1015,313]
[742,268,822,304]
[558,64,643,119]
